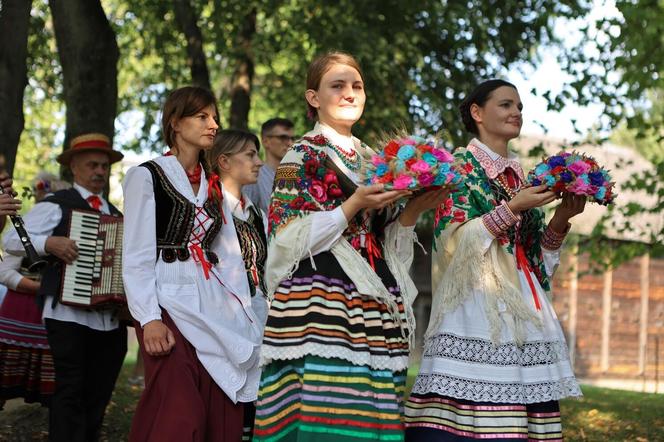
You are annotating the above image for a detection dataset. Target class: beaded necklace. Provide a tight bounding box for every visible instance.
[327,142,360,172]
[495,170,519,199]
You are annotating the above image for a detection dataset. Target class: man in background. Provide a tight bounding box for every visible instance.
[244,117,295,214]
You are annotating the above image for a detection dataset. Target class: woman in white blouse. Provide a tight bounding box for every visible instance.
[404,79,586,441]
[122,87,267,441]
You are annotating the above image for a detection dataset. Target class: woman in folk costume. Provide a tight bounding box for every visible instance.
[0,173,67,407]
[122,87,268,441]
[253,51,447,442]
[404,79,586,441]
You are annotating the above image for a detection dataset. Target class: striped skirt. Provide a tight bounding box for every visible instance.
[0,289,54,405]
[404,392,563,441]
[254,355,407,442]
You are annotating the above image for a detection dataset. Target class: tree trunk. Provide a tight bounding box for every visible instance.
[49,0,118,156]
[173,0,210,90]
[0,0,33,175]
[229,8,255,130]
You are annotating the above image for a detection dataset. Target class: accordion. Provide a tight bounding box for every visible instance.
[59,209,126,308]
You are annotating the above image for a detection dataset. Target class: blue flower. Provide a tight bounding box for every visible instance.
[433,174,446,185]
[560,171,573,183]
[397,145,416,160]
[531,177,542,186]
[535,163,551,176]
[376,164,389,177]
[395,160,406,172]
[595,186,606,200]
[438,162,450,173]
[547,156,566,168]
[578,174,589,184]
[544,175,556,187]
[588,171,604,186]
[422,152,438,167]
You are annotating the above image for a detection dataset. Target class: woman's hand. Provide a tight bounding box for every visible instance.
[549,193,586,233]
[341,184,410,220]
[142,320,176,356]
[399,188,451,226]
[507,185,556,214]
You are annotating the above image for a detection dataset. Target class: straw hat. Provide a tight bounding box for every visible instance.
[56,133,124,165]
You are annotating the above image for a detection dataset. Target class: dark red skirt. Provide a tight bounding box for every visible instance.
[130,310,248,442]
[0,288,54,405]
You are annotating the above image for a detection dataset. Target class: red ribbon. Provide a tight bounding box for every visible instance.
[515,243,541,311]
[207,173,226,224]
[189,244,213,280]
[364,232,382,271]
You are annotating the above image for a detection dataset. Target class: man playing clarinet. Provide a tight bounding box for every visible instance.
[2,134,127,442]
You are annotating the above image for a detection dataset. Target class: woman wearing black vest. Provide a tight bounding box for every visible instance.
[122,87,268,441]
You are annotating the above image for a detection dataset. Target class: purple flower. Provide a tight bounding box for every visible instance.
[547,156,566,168]
[588,171,604,186]
[560,171,573,183]
[531,178,542,186]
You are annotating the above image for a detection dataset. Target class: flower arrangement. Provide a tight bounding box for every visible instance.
[526,151,616,205]
[363,135,463,191]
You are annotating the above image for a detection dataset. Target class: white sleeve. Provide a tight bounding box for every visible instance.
[0,254,25,290]
[2,202,62,256]
[384,220,417,266]
[122,166,162,327]
[542,247,561,278]
[307,207,349,256]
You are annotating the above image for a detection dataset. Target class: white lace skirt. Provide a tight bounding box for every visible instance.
[411,268,582,404]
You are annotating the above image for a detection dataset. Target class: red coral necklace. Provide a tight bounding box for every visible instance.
[164,151,202,184]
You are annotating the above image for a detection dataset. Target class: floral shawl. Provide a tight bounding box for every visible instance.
[427,145,547,344]
[264,126,417,343]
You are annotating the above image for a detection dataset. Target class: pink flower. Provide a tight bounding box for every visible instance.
[457,195,468,203]
[431,148,454,163]
[445,172,457,184]
[309,179,328,202]
[410,160,431,173]
[568,178,591,195]
[393,174,413,190]
[568,160,591,175]
[418,172,434,186]
[371,155,387,166]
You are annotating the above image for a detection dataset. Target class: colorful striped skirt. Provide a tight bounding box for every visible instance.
[404,392,563,441]
[254,355,407,442]
[0,289,54,405]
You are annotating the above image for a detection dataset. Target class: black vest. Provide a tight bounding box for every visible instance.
[139,160,224,264]
[37,188,122,309]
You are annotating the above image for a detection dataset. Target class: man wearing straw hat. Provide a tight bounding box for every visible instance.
[3,133,127,442]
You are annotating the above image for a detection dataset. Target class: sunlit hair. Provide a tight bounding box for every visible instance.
[305,51,364,120]
[459,79,517,135]
[161,86,219,149]
[206,129,260,175]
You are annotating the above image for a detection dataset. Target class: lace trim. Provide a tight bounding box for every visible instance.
[259,341,410,372]
[423,333,571,367]
[411,373,582,404]
[468,142,525,182]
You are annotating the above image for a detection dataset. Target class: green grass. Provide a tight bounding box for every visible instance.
[2,361,663,441]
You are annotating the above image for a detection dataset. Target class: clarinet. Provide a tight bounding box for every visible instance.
[0,184,47,272]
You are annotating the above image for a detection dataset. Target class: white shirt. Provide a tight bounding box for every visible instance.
[122,156,268,402]
[2,183,119,331]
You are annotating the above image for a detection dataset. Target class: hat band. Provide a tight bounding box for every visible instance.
[73,140,110,149]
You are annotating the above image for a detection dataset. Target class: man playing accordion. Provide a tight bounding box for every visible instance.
[2,133,127,442]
